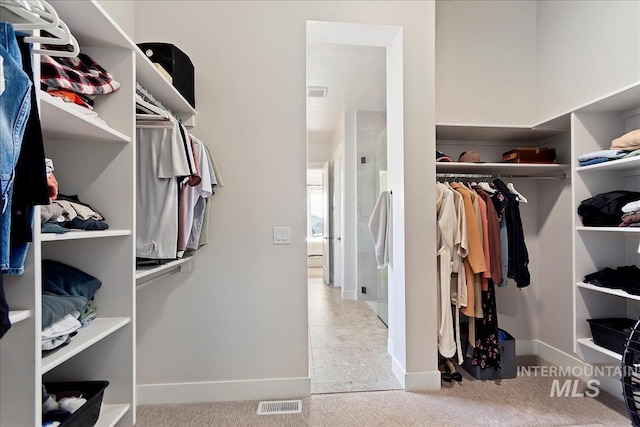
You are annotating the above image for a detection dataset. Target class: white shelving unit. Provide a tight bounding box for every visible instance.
[0,2,136,426]
[572,82,640,364]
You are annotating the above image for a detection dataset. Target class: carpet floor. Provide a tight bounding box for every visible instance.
[136,363,630,427]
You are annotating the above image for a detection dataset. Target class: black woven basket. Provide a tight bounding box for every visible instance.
[44,381,109,427]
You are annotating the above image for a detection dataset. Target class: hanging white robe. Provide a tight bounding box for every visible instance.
[368,191,392,269]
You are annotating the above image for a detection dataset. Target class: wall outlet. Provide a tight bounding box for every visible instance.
[361,286,367,294]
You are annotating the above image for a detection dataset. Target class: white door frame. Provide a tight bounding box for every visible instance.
[307,16,438,394]
[333,147,344,288]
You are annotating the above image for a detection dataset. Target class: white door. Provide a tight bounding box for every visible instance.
[322,162,330,284]
[332,153,344,288]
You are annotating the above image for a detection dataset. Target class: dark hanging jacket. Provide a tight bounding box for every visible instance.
[492,179,530,288]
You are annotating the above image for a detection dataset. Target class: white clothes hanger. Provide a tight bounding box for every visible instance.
[1,0,80,57]
[136,94,171,119]
[479,181,496,194]
[507,181,528,203]
[1,0,59,31]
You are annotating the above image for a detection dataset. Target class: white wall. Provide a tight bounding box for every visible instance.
[536,0,640,121]
[134,0,437,402]
[308,138,332,163]
[435,0,537,125]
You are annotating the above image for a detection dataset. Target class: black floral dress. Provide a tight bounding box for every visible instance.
[471,279,501,369]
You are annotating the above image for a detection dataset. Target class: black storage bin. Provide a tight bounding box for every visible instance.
[137,42,195,108]
[43,381,109,427]
[587,318,635,355]
[460,329,517,380]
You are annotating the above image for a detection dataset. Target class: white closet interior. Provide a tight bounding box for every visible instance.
[0,1,196,425]
[573,85,640,363]
[436,81,640,398]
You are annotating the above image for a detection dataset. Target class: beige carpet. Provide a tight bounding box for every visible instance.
[136,360,630,427]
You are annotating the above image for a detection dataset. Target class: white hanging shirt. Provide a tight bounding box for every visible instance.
[136,118,191,259]
[184,136,216,251]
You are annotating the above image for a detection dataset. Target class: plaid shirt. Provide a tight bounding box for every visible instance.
[41,53,120,95]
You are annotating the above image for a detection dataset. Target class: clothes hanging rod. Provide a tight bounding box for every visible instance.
[436,172,566,180]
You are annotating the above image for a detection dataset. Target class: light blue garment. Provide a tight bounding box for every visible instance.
[579,157,610,167]
[577,149,628,162]
[623,148,640,158]
[0,22,32,271]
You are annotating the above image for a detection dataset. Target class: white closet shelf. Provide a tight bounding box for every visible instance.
[435,162,568,177]
[577,282,640,301]
[95,404,130,427]
[42,317,130,374]
[576,226,640,233]
[8,310,31,324]
[41,229,132,242]
[576,156,640,173]
[135,48,197,118]
[136,257,193,288]
[436,123,568,142]
[40,93,131,143]
[49,0,132,49]
[577,338,622,361]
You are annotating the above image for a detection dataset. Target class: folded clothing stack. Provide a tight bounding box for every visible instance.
[621,199,640,228]
[42,260,102,353]
[578,190,640,227]
[41,194,109,233]
[40,51,120,124]
[577,129,640,166]
[584,265,640,295]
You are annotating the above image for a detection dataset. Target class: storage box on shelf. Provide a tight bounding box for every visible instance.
[572,83,640,363]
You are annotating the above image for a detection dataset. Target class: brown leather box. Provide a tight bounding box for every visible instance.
[501,147,556,163]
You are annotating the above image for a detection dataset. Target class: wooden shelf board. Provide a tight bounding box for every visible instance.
[95,404,130,427]
[42,317,130,374]
[8,310,31,324]
[576,156,640,173]
[436,162,568,177]
[576,226,640,233]
[40,93,131,143]
[577,282,640,301]
[577,338,622,361]
[136,257,192,288]
[41,229,131,242]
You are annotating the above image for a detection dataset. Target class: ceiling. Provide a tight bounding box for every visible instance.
[306,43,386,147]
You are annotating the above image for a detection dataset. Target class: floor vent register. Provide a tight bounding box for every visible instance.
[257,400,302,415]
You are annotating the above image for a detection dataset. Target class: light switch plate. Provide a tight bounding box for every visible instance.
[273,227,291,245]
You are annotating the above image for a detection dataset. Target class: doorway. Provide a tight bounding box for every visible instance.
[306,21,402,394]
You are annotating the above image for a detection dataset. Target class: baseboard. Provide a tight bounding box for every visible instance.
[515,339,537,356]
[137,377,311,405]
[525,339,623,401]
[389,351,440,392]
[528,340,592,381]
[341,290,356,300]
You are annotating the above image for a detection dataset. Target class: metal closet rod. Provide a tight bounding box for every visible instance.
[436,173,566,180]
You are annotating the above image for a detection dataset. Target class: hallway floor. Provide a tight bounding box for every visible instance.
[307,273,402,394]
